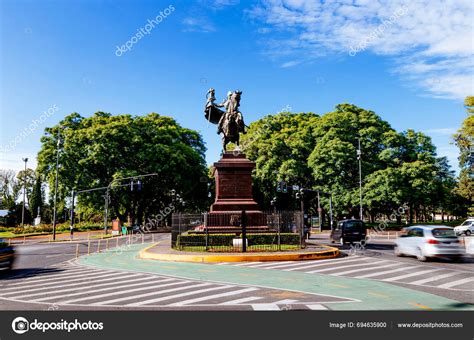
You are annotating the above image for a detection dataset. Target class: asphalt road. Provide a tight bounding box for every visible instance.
[1,232,473,310]
[310,232,474,304]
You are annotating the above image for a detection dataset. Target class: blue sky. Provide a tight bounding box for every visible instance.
[1,0,473,173]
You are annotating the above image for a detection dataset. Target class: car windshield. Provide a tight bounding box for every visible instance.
[432,228,457,239]
[460,220,472,226]
[345,221,364,229]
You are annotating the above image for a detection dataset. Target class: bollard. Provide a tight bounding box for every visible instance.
[88,232,90,241]
[142,234,144,244]
[75,243,79,258]
[116,237,119,248]
[23,235,26,244]
[8,238,11,246]
[87,240,90,255]
[98,239,101,253]
[152,233,154,243]
[106,238,109,250]
[387,232,390,240]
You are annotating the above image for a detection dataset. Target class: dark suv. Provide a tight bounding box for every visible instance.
[330,219,367,245]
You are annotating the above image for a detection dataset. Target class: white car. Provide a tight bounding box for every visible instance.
[454,218,474,236]
[394,226,464,262]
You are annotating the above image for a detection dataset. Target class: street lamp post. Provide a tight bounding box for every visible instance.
[357,137,363,221]
[52,127,61,240]
[21,157,28,227]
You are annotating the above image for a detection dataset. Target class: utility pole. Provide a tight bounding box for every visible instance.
[21,157,28,227]
[52,127,61,240]
[357,137,363,221]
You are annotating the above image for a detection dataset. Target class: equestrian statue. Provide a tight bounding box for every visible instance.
[204,88,246,151]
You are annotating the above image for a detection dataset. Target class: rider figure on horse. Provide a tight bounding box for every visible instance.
[204,88,246,151]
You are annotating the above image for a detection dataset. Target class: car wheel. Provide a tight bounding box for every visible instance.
[394,245,403,257]
[465,230,471,236]
[416,248,428,262]
[339,237,344,246]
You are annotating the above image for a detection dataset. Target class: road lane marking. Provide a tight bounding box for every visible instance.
[251,304,280,310]
[168,287,259,306]
[127,285,233,307]
[1,270,131,290]
[286,258,378,272]
[305,260,388,274]
[3,268,107,286]
[11,275,154,300]
[1,272,143,295]
[382,269,442,282]
[436,277,474,289]
[353,266,419,279]
[260,257,361,270]
[220,296,263,305]
[408,272,461,285]
[92,282,213,306]
[51,278,180,304]
[306,304,328,310]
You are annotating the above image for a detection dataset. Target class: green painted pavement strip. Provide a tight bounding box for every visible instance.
[79,244,473,311]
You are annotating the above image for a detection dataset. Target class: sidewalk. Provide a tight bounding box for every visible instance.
[5,230,114,244]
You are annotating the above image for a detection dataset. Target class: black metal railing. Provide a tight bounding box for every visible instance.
[171,210,305,253]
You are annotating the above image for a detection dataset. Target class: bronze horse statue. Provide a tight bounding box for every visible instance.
[204,89,245,151]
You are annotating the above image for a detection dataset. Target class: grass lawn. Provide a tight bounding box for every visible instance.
[0,231,49,239]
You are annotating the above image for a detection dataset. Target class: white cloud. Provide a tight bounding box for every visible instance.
[423,128,457,136]
[182,17,216,33]
[250,0,474,99]
[281,60,301,68]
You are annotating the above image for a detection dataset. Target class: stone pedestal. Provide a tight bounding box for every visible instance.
[208,152,266,229]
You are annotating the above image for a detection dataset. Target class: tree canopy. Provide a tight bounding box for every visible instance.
[241,103,461,222]
[37,112,208,224]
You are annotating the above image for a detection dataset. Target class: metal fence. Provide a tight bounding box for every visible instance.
[171,210,306,252]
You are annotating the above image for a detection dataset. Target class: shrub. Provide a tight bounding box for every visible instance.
[247,233,300,245]
[175,232,300,248]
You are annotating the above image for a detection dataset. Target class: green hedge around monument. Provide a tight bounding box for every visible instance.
[176,233,300,248]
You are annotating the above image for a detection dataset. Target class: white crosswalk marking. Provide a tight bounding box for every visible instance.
[303,260,386,274]
[220,296,264,305]
[305,260,387,274]
[436,277,474,289]
[12,275,153,300]
[90,282,213,306]
[4,268,108,286]
[307,304,328,310]
[127,285,234,307]
[408,272,461,285]
[333,263,403,276]
[168,287,259,306]
[252,304,280,310]
[276,258,364,271]
[2,271,134,293]
[230,262,264,267]
[353,266,419,279]
[382,269,442,282]
[44,278,180,304]
[258,257,361,270]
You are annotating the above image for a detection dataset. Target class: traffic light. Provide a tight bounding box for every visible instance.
[276,181,288,193]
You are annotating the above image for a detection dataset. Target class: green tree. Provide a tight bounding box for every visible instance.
[453,96,474,216]
[37,112,208,224]
[241,111,319,208]
[29,173,44,219]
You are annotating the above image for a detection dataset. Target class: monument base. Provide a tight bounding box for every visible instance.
[207,152,268,232]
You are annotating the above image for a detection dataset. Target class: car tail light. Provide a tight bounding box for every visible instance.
[426,239,440,244]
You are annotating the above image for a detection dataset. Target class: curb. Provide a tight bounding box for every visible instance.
[138,243,340,263]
